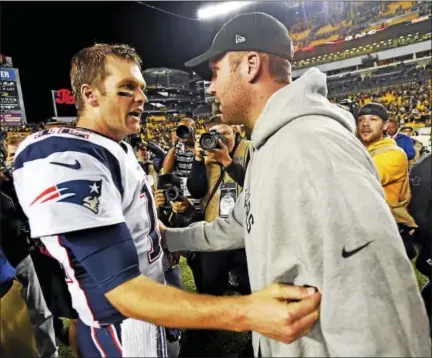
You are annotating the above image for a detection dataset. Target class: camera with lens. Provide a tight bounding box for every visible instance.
[199,130,227,151]
[157,174,184,208]
[176,125,194,140]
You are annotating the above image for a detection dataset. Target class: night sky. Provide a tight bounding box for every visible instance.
[1,1,301,123]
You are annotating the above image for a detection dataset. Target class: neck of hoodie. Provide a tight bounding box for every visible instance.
[247,81,287,131]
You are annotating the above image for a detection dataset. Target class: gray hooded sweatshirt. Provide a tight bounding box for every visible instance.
[166,68,431,357]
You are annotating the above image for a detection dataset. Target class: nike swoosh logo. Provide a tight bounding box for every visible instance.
[49,160,81,170]
[342,241,373,258]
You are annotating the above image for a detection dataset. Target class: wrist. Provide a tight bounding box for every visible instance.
[221,158,232,168]
[218,295,250,332]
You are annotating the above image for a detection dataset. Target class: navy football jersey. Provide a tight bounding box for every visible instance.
[13,127,164,327]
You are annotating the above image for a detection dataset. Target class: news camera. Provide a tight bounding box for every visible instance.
[199,130,227,151]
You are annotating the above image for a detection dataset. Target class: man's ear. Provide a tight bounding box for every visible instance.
[244,52,262,84]
[81,84,99,108]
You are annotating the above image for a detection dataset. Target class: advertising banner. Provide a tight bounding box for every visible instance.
[0,112,23,126]
[0,66,27,125]
[52,89,77,118]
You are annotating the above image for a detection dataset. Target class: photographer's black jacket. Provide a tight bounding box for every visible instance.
[0,177,30,267]
[187,139,250,199]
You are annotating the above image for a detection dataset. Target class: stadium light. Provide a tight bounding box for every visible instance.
[197,1,253,20]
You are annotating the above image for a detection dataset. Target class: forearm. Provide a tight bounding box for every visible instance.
[162,148,176,174]
[147,142,166,162]
[224,160,246,186]
[106,275,246,331]
[166,207,244,252]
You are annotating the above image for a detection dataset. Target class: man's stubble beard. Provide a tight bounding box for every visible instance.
[361,132,383,147]
[223,77,251,127]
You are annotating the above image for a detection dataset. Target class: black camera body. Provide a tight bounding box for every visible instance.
[157,174,184,206]
[199,130,227,151]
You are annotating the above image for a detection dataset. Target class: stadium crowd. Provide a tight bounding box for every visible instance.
[290,1,431,50]
[0,6,432,358]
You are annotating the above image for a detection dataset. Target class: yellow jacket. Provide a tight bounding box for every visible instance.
[367,138,417,227]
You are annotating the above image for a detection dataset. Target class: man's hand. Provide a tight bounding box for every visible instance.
[194,141,204,161]
[207,140,232,167]
[164,250,181,267]
[171,198,192,214]
[240,284,321,344]
[154,189,166,209]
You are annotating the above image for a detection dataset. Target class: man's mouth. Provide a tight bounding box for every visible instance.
[128,109,143,121]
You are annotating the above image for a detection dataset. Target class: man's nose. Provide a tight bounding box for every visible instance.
[136,88,147,104]
[207,81,215,97]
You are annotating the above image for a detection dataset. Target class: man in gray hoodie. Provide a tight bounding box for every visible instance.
[161,12,431,357]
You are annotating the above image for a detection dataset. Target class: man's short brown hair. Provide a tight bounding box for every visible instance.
[229,52,291,85]
[70,43,142,115]
[206,114,222,127]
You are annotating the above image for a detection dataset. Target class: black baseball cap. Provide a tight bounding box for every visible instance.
[185,12,294,80]
[358,103,388,122]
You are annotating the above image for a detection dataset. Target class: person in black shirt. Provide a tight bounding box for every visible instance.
[1,136,58,358]
[408,153,432,325]
[183,118,253,357]
[187,119,252,296]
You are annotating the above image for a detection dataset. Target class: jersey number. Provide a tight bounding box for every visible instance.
[141,182,162,263]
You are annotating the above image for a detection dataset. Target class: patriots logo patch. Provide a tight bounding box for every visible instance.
[31,179,102,214]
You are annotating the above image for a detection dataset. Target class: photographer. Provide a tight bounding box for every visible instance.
[180,116,253,356]
[136,143,160,190]
[155,174,202,231]
[187,115,252,295]
[0,135,57,358]
[153,173,203,357]
[162,118,196,177]
[162,117,202,215]
[130,134,166,174]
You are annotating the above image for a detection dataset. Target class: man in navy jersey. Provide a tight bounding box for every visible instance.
[13,43,320,357]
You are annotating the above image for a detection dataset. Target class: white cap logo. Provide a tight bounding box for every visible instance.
[235,35,245,44]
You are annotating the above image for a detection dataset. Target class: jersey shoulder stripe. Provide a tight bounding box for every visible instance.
[15,135,124,196]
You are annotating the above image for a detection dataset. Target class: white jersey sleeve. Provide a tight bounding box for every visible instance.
[13,132,125,237]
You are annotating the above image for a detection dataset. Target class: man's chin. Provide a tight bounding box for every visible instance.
[221,113,237,126]
[127,123,141,134]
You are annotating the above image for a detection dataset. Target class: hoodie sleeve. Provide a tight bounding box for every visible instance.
[293,173,430,356]
[165,190,245,252]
